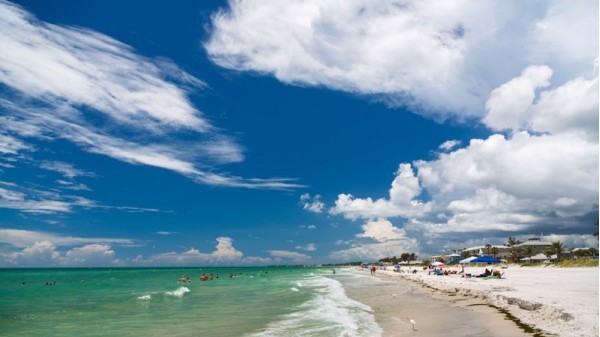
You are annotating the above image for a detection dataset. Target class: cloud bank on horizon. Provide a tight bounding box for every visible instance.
[207,0,598,260]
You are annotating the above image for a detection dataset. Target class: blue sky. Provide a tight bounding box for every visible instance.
[0,0,598,267]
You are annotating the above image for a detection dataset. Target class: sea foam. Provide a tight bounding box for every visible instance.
[165,286,190,298]
[249,274,382,337]
[137,294,151,300]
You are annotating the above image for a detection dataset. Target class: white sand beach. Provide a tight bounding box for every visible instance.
[365,265,599,337]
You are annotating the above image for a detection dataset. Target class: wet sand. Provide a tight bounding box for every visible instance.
[343,271,533,337]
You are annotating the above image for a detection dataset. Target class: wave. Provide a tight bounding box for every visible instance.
[165,286,190,298]
[247,274,382,337]
[137,294,151,300]
[290,287,299,292]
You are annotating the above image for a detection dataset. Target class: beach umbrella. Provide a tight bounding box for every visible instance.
[470,256,501,263]
[459,256,478,264]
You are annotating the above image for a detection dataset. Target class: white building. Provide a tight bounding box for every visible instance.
[513,237,553,257]
[462,244,511,259]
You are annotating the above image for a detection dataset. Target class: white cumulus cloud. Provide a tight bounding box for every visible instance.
[330,219,420,261]
[142,237,260,266]
[330,164,431,220]
[327,65,598,257]
[300,193,326,213]
[206,0,597,120]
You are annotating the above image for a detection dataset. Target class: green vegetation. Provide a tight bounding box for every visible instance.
[379,252,418,265]
[519,259,598,267]
[485,243,492,255]
[505,236,522,246]
[553,259,598,267]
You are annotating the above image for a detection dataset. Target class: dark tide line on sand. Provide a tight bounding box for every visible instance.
[400,275,555,337]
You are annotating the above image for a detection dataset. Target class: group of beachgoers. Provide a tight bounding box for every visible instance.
[427,265,503,278]
[20,281,57,286]
[361,265,418,275]
[363,264,504,279]
[178,271,259,283]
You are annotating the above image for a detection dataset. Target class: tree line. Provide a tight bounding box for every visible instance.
[378,253,418,265]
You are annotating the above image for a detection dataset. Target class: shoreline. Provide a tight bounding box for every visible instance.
[343,265,598,337]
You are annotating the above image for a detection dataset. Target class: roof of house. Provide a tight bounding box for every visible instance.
[463,245,510,251]
[514,241,553,247]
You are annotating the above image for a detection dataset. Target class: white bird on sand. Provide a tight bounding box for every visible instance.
[408,317,416,331]
[392,293,397,299]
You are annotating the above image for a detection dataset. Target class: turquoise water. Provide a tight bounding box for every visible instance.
[0,267,381,337]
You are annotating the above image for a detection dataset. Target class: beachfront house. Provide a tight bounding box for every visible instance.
[446,253,462,264]
[462,244,511,259]
[513,237,553,258]
[428,254,462,264]
[570,247,599,260]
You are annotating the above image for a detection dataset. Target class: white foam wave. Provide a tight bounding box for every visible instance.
[137,294,151,300]
[248,275,382,337]
[290,287,299,292]
[165,286,190,298]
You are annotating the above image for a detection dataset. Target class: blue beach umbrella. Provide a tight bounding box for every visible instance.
[469,256,501,263]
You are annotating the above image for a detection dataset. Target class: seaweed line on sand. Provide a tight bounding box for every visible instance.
[395,275,564,337]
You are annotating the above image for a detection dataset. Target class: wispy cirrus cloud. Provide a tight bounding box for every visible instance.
[0,183,74,213]
[268,250,310,261]
[0,181,158,214]
[0,1,301,190]
[0,228,134,248]
[40,161,95,179]
[155,231,178,236]
[0,133,31,154]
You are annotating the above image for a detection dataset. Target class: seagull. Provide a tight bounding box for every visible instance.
[392,293,397,299]
[408,317,416,331]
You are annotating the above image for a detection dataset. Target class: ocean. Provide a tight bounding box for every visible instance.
[0,267,382,337]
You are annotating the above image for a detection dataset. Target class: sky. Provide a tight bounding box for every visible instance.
[0,0,598,267]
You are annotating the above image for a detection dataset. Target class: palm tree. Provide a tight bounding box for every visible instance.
[523,246,534,263]
[544,247,554,259]
[574,249,586,260]
[568,248,575,260]
[491,247,499,258]
[485,243,492,256]
[409,253,417,266]
[506,236,520,246]
[551,241,567,261]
